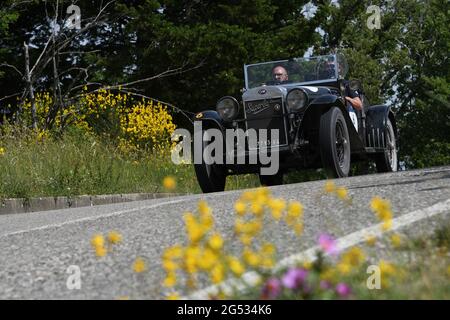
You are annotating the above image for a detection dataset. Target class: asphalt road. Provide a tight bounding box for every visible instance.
[0,166,449,299]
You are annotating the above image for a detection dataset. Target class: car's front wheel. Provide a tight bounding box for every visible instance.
[375,118,398,172]
[319,107,351,178]
[194,128,227,193]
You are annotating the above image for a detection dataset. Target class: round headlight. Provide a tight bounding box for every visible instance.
[216,96,239,121]
[286,89,307,112]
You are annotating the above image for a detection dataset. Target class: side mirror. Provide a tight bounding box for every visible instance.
[349,80,362,92]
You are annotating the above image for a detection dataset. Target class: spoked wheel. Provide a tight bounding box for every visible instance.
[375,118,398,172]
[194,128,226,193]
[258,172,284,187]
[320,107,351,178]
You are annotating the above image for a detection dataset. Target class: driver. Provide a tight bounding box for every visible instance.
[272,65,289,82]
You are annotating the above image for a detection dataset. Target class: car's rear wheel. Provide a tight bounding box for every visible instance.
[375,118,398,172]
[319,107,351,178]
[259,172,284,187]
[194,128,226,193]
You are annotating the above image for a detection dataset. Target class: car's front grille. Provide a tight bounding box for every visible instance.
[244,97,288,148]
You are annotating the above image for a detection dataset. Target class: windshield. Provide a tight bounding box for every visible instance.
[244,54,347,89]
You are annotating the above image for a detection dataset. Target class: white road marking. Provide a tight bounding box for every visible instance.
[0,198,190,238]
[187,198,450,299]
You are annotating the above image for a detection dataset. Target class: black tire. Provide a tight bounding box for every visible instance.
[259,172,284,187]
[375,118,398,172]
[319,107,351,178]
[194,128,226,193]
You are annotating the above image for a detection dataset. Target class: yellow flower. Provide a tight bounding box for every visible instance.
[379,260,396,276]
[242,249,260,267]
[382,219,393,232]
[198,200,212,216]
[302,261,313,270]
[234,201,247,216]
[390,233,402,248]
[320,267,337,281]
[240,234,253,246]
[366,235,377,246]
[163,259,179,272]
[163,176,176,190]
[133,257,147,273]
[0,147,5,156]
[107,231,122,245]
[95,246,107,258]
[250,202,264,216]
[447,265,450,277]
[163,272,177,288]
[210,264,225,284]
[268,198,286,219]
[261,243,276,256]
[287,201,303,218]
[293,223,304,236]
[336,187,349,201]
[371,197,393,222]
[324,181,336,193]
[163,245,183,260]
[208,234,224,251]
[341,247,366,267]
[228,256,245,277]
[337,262,352,275]
[91,234,105,249]
[166,292,180,300]
[197,248,217,271]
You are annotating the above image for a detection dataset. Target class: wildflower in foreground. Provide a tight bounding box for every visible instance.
[108,231,122,245]
[390,233,402,248]
[336,187,349,201]
[91,234,105,248]
[208,234,224,251]
[324,181,336,193]
[166,292,180,300]
[91,234,107,257]
[318,233,339,256]
[366,235,377,246]
[0,147,5,156]
[261,278,282,299]
[133,257,147,273]
[336,283,352,298]
[281,268,308,290]
[163,176,176,191]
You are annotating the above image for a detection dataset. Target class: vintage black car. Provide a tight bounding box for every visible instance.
[193,54,398,193]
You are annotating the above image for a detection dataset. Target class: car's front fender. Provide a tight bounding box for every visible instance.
[194,110,225,131]
[304,94,365,152]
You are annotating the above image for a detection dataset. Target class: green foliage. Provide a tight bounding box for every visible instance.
[0,0,448,172]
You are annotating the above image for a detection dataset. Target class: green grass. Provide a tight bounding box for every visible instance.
[0,128,264,199]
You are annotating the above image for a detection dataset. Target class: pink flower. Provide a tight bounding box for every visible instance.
[318,233,339,256]
[320,280,332,290]
[336,283,352,298]
[261,278,282,299]
[281,268,308,290]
